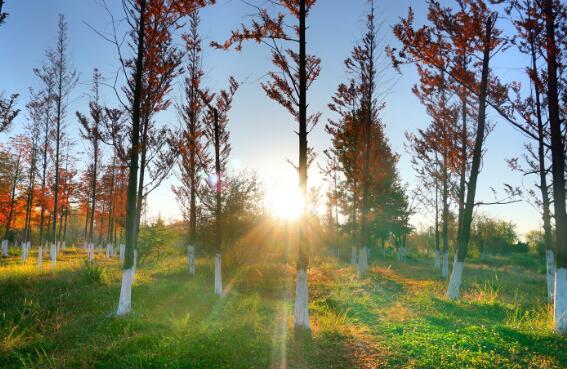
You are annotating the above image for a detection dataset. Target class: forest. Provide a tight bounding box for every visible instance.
[0,0,566,368]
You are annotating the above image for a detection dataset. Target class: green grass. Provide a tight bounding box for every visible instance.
[0,250,565,368]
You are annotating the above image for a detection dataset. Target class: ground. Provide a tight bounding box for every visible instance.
[1,250,566,369]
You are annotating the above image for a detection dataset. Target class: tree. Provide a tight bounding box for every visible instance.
[2,139,23,241]
[327,2,398,276]
[214,0,320,330]
[110,0,214,316]
[173,10,208,275]
[391,0,506,299]
[22,93,42,246]
[0,1,19,133]
[34,14,78,259]
[77,69,104,253]
[200,77,239,295]
[542,0,567,334]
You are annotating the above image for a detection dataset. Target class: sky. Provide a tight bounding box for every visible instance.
[0,0,545,237]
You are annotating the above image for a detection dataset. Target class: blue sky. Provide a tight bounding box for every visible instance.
[0,0,543,236]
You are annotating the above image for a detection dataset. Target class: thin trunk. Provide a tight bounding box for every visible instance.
[213,109,223,296]
[434,170,441,270]
[294,0,310,331]
[88,142,98,244]
[529,35,554,301]
[4,153,21,239]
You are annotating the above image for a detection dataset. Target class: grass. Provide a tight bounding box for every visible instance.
[0,249,566,368]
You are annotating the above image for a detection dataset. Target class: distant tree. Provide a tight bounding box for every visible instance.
[34,14,78,253]
[328,2,398,275]
[77,69,104,249]
[172,10,208,270]
[2,138,23,241]
[200,77,238,295]
[22,93,42,246]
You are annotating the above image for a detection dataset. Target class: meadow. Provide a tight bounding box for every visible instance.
[1,248,565,369]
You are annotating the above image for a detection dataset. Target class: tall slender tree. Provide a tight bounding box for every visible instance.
[173,10,208,275]
[214,0,321,330]
[200,78,238,295]
[77,69,104,252]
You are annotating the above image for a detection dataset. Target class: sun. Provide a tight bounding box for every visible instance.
[265,178,304,220]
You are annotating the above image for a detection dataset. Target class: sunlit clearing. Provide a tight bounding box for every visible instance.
[265,179,303,220]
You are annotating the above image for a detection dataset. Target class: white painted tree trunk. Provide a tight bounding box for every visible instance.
[214,253,223,296]
[187,245,195,275]
[351,246,357,266]
[83,241,87,251]
[2,240,8,257]
[434,250,441,270]
[446,260,464,300]
[62,241,66,251]
[442,251,449,278]
[37,245,42,272]
[50,243,56,268]
[119,244,125,263]
[546,250,555,302]
[88,243,95,262]
[357,246,368,277]
[293,268,310,329]
[116,266,135,316]
[22,242,29,263]
[554,268,567,334]
[56,241,61,255]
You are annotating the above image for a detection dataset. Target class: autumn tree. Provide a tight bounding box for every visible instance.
[391,0,506,299]
[107,0,214,316]
[34,14,78,260]
[22,93,42,246]
[214,0,320,330]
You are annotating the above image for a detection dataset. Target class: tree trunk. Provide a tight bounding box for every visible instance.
[434,171,441,270]
[543,0,567,334]
[213,109,223,296]
[529,35,554,302]
[294,0,310,331]
[4,153,21,240]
